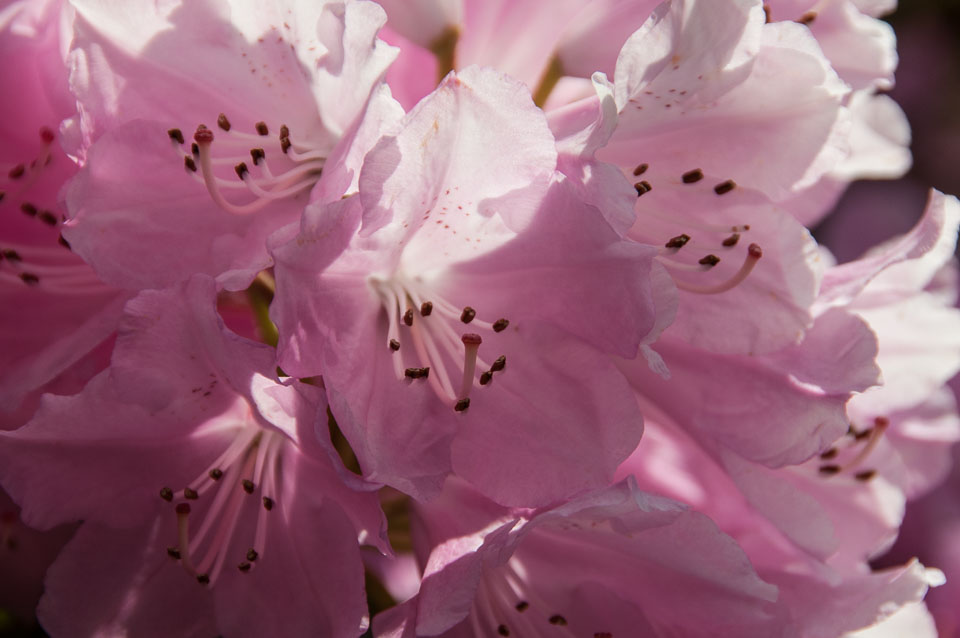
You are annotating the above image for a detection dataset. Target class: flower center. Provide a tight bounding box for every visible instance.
[158,427,283,586]
[816,416,889,482]
[167,113,325,216]
[370,275,509,412]
[474,560,611,638]
[631,164,764,295]
[1,127,107,295]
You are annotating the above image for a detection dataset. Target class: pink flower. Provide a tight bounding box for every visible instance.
[0,0,127,416]
[60,0,398,290]
[374,478,787,638]
[0,276,387,637]
[271,66,672,505]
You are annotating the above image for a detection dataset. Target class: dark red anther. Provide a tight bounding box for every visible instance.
[184,156,198,172]
[246,548,259,562]
[722,233,740,247]
[196,574,210,585]
[191,142,200,156]
[209,468,223,480]
[682,168,704,184]
[255,121,269,136]
[634,181,651,196]
[420,301,433,316]
[20,203,37,217]
[855,469,877,482]
[747,243,763,259]
[633,163,648,176]
[819,465,841,476]
[493,318,509,332]
[281,137,291,154]
[250,148,266,165]
[183,488,199,500]
[238,561,252,572]
[698,254,720,267]
[797,11,817,24]
[166,547,181,559]
[168,128,185,144]
[235,162,249,179]
[40,127,55,144]
[279,124,290,138]
[389,339,401,351]
[241,479,255,494]
[404,367,430,379]
[498,625,510,636]
[454,398,470,412]
[159,487,174,502]
[820,448,838,460]
[194,126,214,144]
[714,179,736,195]
[549,615,568,626]
[1,249,21,262]
[38,211,58,226]
[460,307,476,323]
[217,113,232,131]
[403,309,414,326]
[8,164,25,179]
[515,601,529,612]
[491,355,506,372]
[263,497,274,511]
[479,371,493,385]
[19,273,39,286]
[665,234,690,249]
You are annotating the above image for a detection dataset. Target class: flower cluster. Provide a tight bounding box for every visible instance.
[1,0,958,636]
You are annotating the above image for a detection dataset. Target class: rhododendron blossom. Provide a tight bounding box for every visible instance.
[1,0,958,636]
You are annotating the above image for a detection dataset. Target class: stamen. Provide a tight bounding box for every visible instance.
[549,615,568,626]
[681,169,704,184]
[480,371,493,385]
[217,113,232,131]
[20,203,37,216]
[168,128,185,144]
[255,122,269,136]
[698,255,720,267]
[8,164,25,179]
[420,301,433,316]
[665,234,690,249]
[160,487,174,502]
[250,148,266,165]
[492,318,509,332]
[405,367,430,379]
[634,181,652,196]
[403,308,414,326]
[673,244,762,294]
[460,307,476,323]
[633,163,648,176]
[491,355,506,372]
[714,180,736,195]
[389,339,401,351]
[797,11,817,24]
[722,233,740,247]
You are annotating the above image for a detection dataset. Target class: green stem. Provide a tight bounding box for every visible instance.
[429,26,459,83]
[532,54,564,109]
[245,273,278,347]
